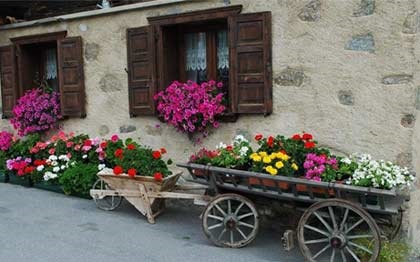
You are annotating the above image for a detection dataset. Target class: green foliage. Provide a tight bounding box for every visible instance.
[354,238,411,262]
[9,133,40,158]
[58,162,99,197]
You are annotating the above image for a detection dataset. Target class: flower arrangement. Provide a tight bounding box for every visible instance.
[154,80,226,137]
[303,153,339,182]
[250,150,298,176]
[344,153,416,190]
[6,156,34,176]
[10,88,62,136]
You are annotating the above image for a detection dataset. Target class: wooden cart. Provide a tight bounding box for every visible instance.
[176,163,409,262]
[90,170,210,224]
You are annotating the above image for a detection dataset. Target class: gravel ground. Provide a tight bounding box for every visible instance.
[0,183,303,262]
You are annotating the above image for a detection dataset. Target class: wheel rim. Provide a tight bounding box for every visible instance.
[202,194,259,248]
[92,179,123,211]
[297,199,381,262]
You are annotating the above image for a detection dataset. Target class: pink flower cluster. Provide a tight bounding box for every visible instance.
[10,89,62,136]
[303,153,338,181]
[154,80,225,135]
[0,131,13,151]
[6,157,34,176]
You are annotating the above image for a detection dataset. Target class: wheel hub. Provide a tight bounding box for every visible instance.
[224,215,238,229]
[330,233,346,249]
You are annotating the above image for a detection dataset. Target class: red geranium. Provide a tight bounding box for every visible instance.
[267,136,274,147]
[304,141,316,149]
[83,139,92,147]
[24,166,35,174]
[226,145,233,151]
[292,134,301,140]
[152,150,161,159]
[100,141,107,149]
[127,144,136,150]
[302,133,313,141]
[113,166,123,175]
[34,159,46,166]
[114,148,123,159]
[153,172,163,182]
[160,148,167,154]
[255,134,263,141]
[127,168,137,177]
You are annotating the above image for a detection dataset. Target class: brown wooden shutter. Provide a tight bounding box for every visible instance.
[229,12,272,114]
[57,36,86,117]
[0,45,18,118]
[127,26,155,116]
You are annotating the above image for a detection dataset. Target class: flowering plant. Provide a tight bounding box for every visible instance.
[10,88,61,136]
[303,153,339,182]
[6,156,35,177]
[154,80,226,137]
[250,150,298,176]
[211,135,252,169]
[189,148,219,165]
[344,153,416,190]
[0,131,14,151]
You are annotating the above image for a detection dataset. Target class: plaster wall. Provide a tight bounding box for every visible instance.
[1,0,420,245]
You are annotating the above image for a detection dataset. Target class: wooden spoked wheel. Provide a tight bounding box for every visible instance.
[92,178,123,211]
[297,199,381,262]
[202,193,259,248]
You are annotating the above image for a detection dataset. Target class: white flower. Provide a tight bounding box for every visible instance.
[49,155,58,161]
[239,146,249,156]
[53,167,60,173]
[36,165,44,171]
[71,162,76,166]
[98,164,106,171]
[233,135,248,144]
[51,161,58,166]
[82,154,88,159]
[216,142,227,149]
[58,155,69,162]
[340,157,352,165]
[60,165,66,170]
[43,171,58,181]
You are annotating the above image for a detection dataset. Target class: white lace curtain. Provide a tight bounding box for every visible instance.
[44,48,57,80]
[185,32,207,71]
[217,30,229,69]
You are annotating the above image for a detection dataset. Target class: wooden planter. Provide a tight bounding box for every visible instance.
[0,173,9,183]
[248,177,290,190]
[33,181,64,194]
[8,174,33,187]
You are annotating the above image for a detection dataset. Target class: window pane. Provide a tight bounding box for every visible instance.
[217,30,229,108]
[185,32,207,83]
[44,47,59,91]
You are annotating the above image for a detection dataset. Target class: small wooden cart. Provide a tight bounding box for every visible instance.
[90,169,210,224]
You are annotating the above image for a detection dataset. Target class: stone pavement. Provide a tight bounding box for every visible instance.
[0,183,303,262]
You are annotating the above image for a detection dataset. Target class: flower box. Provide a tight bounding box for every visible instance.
[0,173,8,183]
[8,174,33,187]
[33,181,64,194]
[248,177,290,190]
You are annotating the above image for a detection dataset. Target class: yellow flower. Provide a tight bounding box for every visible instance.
[291,163,298,171]
[269,153,277,160]
[252,155,262,162]
[259,151,268,157]
[265,166,277,175]
[275,161,284,169]
[277,152,290,161]
[263,156,272,163]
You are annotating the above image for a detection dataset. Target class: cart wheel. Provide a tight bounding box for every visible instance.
[377,210,403,241]
[297,199,380,262]
[202,193,259,248]
[92,179,123,211]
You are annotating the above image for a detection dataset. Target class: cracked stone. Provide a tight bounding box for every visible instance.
[274,68,306,87]
[298,0,321,22]
[401,114,415,128]
[338,90,354,106]
[382,74,413,85]
[345,33,375,53]
[353,0,375,17]
[120,125,137,133]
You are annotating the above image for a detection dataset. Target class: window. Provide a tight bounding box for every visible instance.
[126,5,272,117]
[0,32,86,118]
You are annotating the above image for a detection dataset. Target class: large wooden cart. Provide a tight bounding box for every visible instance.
[177,163,409,262]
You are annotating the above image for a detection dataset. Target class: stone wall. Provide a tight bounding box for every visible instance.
[1,0,420,245]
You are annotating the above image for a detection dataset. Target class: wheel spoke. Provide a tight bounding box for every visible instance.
[314,211,333,233]
[313,244,331,259]
[218,228,226,240]
[348,241,373,255]
[340,208,349,231]
[345,246,361,262]
[230,230,234,244]
[345,218,364,234]
[238,212,254,220]
[208,223,223,230]
[347,234,373,240]
[340,250,347,262]
[304,224,330,237]
[328,206,338,230]
[238,221,255,229]
[227,200,232,215]
[304,238,329,245]
[236,227,247,240]
[234,202,244,216]
[208,214,224,221]
[214,204,227,217]
[330,248,336,262]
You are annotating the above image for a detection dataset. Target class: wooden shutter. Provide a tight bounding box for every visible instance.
[127,26,155,116]
[57,36,86,117]
[229,12,272,114]
[0,45,18,118]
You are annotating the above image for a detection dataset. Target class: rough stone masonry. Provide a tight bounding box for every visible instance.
[1,0,420,246]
